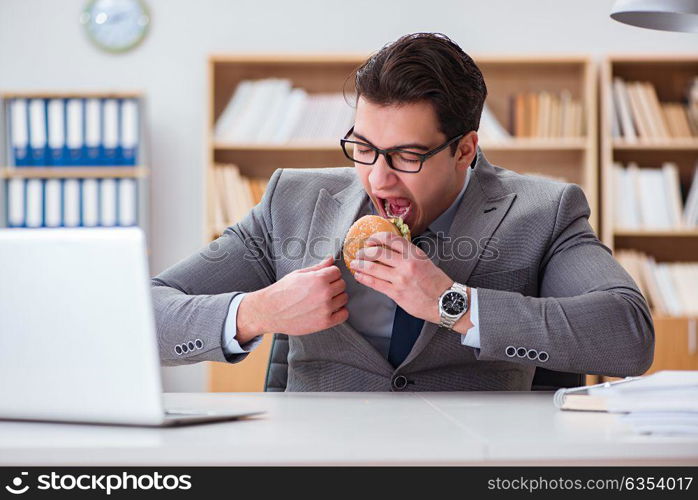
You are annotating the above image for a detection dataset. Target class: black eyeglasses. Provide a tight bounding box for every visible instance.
[340,126,465,173]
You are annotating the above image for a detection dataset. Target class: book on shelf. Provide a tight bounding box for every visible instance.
[509,89,583,139]
[610,77,698,141]
[214,78,355,144]
[6,96,141,167]
[477,103,511,143]
[613,161,698,230]
[615,249,698,316]
[5,177,138,228]
[211,164,268,235]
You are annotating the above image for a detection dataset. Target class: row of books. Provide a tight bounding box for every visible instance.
[613,162,698,230]
[610,77,698,141]
[510,90,585,138]
[214,79,355,143]
[210,164,267,234]
[6,97,140,167]
[5,177,138,228]
[616,249,698,316]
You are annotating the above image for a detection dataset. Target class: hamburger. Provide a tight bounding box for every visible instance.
[343,215,411,275]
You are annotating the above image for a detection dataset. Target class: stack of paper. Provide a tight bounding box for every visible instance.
[555,371,698,435]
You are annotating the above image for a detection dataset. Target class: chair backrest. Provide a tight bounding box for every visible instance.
[264,333,584,392]
[265,334,290,392]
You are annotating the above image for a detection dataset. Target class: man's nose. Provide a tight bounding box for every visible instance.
[368,154,398,189]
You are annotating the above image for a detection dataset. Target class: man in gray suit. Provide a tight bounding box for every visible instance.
[152,33,654,391]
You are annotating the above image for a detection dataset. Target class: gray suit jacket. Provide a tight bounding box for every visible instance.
[151,149,654,391]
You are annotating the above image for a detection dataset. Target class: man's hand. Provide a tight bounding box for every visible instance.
[236,255,349,343]
[349,232,455,325]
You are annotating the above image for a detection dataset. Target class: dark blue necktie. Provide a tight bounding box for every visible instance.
[387,233,432,367]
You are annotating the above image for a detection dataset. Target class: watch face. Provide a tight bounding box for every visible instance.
[441,291,466,316]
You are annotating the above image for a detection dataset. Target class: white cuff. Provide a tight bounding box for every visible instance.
[460,287,480,349]
[222,293,263,355]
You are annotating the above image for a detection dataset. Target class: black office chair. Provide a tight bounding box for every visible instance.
[264,333,584,392]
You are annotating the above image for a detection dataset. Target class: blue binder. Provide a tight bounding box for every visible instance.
[65,98,84,166]
[9,99,31,167]
[28,99,48,166]
[120,99,139,166]
[102,98,120,166]
[84,98,102,166]
[47,98,67,166]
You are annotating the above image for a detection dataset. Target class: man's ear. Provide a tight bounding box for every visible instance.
[455,131,478,171]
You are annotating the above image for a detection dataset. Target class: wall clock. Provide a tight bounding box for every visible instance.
[81,0,150,53]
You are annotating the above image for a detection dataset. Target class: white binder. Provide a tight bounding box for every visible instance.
[47,99,65,166]
[62,179,81,227]
[118,178,137,226]
[9,99,29,166]
[44,179,62,227]
[81,178,100,227]
[7,177,26,227]
[65,99,84,165]
[120,99,139,165]
[25,178,44,227]
[100,178,118,227]
[102,99,119,164]
[85,99,102,165]
[28,99,47,166]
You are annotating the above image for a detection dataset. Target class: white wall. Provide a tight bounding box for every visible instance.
[1,0,695,391]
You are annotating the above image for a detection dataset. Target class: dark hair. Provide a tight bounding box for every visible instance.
[349,32,487,155]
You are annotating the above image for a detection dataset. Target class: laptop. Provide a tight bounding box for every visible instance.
[0,227,263,426]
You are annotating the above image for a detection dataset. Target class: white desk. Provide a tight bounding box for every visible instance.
[1,392,697,466]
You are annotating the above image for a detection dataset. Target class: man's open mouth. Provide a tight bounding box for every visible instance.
[377,196,412,221]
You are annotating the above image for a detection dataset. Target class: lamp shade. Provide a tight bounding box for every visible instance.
[611,0,698,33]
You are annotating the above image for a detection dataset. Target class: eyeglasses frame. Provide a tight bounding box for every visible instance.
[340,125,466,173]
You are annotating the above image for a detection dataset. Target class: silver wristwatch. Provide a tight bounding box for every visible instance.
[438,282,469,330]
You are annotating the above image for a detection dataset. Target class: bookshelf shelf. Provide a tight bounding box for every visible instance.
[0,91,144,99]
[3,167,149,179]
[214,138,590,152]
[612,139,698,151]
[213,142,340,151]
[479,138,588,151]
[614,229,698,237]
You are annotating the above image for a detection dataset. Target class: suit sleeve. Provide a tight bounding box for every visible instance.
[474,183,655,377]
[151,168,283,366]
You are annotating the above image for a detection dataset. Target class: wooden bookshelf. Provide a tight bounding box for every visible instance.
[600,55,698,378]
[205,53,600,392]
[476,56,598,229]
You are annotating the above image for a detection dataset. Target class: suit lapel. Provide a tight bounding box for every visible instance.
[301,174,395,374]
[301,178,367,268]
[402,149,518,367]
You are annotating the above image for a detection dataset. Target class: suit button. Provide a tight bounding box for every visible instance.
[527,349,538,360]
[538,351,549,362]
[174,345,182,355]
[505,345,516,357]
[181,343,189,353]
[392,375,409,391]
[195,339,203,349]
[187,341,195,351]
[516,347,527,358]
